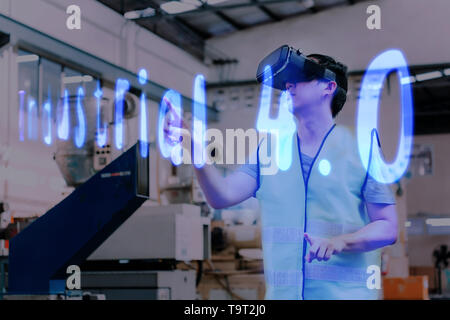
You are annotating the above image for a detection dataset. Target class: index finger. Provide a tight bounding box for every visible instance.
[304,233,314,246]
[163,97,182,122]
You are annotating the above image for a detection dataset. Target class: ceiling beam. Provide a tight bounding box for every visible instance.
[175,16,212,39]
[215,10,245,30]
[133,0,310,21]
[308,6,319,14]
[251,0,282,21]
[133,0,210,40]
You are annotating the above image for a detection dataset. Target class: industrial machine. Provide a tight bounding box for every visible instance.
[8,141,149,296]
[80,204,211,300]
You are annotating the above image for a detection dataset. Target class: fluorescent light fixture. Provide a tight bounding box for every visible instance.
[400,76,416,85]
[124,7,156,19]
[443,68,450,76]
[16,54,39,63]
[161,1,198,14]
[82,75,93,82]
[63,75,94,84]
[182,0,203,6]
[405,221,412,227]
[425,218,450,227]
[415,71,442,82]
[206,0,228,4]
[303,0,315,9]
[119,259,130,264]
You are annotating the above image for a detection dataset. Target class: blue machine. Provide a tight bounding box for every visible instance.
[8,141,149,294]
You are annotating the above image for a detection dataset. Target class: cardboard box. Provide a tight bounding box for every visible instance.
[237,259,263,271]
[210,258,238,272]
[410,266,436,291]
[210,245,237,271]
[383,276,429,300]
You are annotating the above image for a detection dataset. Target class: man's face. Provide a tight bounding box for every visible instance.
[285,79,328,113]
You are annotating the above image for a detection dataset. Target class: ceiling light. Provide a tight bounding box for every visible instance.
[415,71,442,82]
[82,75,93,82]
[303,0,315,9]
[181,0,203,6]
[443,68,450,76]
[161,1,198,14]
[400,76,416,84]
[124,7,156,19]
[63,75,93,84]
[425,218,450,227]
[16,54,39,63]
[206,0,228,5]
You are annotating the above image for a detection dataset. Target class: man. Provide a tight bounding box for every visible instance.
[164,48,398,300]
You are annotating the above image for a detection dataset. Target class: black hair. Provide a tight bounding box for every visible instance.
[306,53,348,118]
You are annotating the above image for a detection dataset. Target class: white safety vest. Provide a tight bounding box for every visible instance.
[255,123,382,300]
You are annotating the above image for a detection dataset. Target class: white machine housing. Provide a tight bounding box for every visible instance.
[89,204,211,261]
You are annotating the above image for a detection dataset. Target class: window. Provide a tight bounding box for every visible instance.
[17,49,97,144]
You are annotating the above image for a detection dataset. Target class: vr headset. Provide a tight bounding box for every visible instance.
[256,45,339,91]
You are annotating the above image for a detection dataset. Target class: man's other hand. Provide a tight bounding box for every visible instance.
[304,232,346,263]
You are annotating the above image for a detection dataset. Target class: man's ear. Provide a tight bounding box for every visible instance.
[324,81,338,96]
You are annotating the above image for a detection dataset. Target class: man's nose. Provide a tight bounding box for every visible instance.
[286,82,296,92]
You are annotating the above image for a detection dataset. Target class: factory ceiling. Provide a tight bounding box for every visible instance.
[97,0,371,62]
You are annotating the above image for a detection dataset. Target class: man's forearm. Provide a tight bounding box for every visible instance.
[336,220,397,253]
[193,164,230,209]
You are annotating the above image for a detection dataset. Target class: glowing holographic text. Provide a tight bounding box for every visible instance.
[357,49,414,184]
[42,98,52,146]
[74,87,86,148]
[138,69,148,85]
[255,65,296,172]
[158,90,183,165]
[58,90,70,141]
[318,159,331,176]
[27,98,38,140]
[192,75,207,168]
[138,69,149,158]
[114,78,130,150]
[94,81,107,148]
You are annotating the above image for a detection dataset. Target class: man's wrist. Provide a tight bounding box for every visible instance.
[333,234,351,252]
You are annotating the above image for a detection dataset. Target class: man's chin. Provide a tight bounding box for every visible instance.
[289,104,304,114]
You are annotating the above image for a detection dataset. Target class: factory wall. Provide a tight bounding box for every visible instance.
[0,0,209,97]
[206,0,450,82]
[406,133,450,266]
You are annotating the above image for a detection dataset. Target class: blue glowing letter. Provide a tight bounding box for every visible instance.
[74,87,86,148]
[357,49,414,184]
[256,66,296,171]
[42,99,52,146]
[157,90,183,165]
[57,90,70,140]
[114,79,130,150]
[95,81,107,148]
[138,69,149,158]
[192,74,207,168]
[27,97,38,140]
